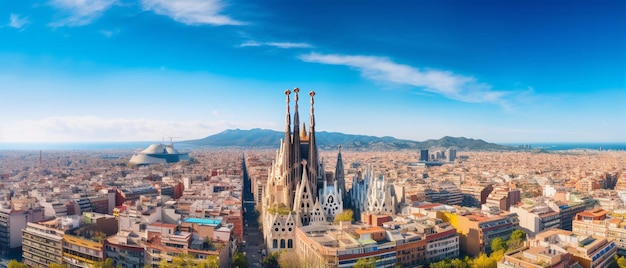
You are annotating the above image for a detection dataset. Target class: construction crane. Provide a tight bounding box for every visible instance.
[168,136,182,147]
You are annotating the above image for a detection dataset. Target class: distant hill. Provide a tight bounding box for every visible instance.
[184,128,513,151]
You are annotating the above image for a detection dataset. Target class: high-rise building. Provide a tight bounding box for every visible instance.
[446,148,457,162]
[419,150,429,162]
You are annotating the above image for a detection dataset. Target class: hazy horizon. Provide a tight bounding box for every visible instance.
[1,0,624,144]
[1,127,626,146]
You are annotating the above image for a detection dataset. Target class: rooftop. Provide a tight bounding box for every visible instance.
[184,217,223,227]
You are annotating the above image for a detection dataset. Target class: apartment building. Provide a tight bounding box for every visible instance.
[510,201,561,237]
[499,229,616,268]
[22,222,65,267]
[439,210,519,256]
[0,201,45,256]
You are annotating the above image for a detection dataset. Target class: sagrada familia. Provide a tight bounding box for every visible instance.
[261,89,397,254]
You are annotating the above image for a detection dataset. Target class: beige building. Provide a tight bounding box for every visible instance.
[572,208,626,254]
[499,229,616,268]
[439,210,519,256]
[22,222,65,267]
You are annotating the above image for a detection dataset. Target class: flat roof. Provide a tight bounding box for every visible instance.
[355,226,384,234]
[184,218,222,226]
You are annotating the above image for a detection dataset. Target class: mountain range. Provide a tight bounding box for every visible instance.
[184,128,513,151]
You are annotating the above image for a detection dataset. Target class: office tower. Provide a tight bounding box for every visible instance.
[420,149,429,161]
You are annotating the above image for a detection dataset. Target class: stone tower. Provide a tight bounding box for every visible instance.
[262,89,326,254]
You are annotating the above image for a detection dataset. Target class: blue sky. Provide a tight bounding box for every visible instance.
[1,0,624,144]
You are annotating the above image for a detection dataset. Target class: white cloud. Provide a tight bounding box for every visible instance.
[9,14,29,29]
[240,40,312,49]
[49,0,117,27]
[266,42,312,49]
[99,29,120,37]
[299,53,510,105]
[1,116,275,143]
[239,40,261,47]
[142,0,243,26]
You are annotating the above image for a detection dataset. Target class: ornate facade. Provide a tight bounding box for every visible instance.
[349,166,372,222]
[366,173,397,215]
[262,89,345,254]
[349,164,397,221]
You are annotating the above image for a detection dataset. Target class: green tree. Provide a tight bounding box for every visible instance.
[510,230,527,241]
[507,229,527,251]
[198,256,219,268]
[334,209,354,223]
[49,264,69,268]
[506,239,524,251]
[491,237,507,252]
[7,260,27,268]
[471,252,496,268]
[451,258,470,268]
[430,260,453,268]
[159,254,218,268]
[232,252,249,268]
[93,258,115,268]
[263,252,280,268]
[354,257,376,268]
[278,250,301,268]
[489,249,505,263]
[617,255,626,268]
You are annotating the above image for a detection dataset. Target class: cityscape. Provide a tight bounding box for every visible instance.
[0,90,625,268]
[1,0,625,268]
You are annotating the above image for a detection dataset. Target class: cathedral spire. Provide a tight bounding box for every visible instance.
[335,145,348,209]
[283,90,293,196]
[308,91,319,199]
[300,122,308,141]
[292,88,302,195]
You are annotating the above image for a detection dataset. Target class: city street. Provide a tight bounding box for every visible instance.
[242,157,265,267]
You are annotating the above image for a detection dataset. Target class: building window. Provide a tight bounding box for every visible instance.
[288,239,293,248]
[272,239,278,248]
[280,239,285,248]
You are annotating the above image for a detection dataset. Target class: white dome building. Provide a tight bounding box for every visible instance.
[129,144,190,165]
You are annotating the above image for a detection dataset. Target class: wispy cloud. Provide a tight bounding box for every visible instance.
[49,0,117,27]
[99,29,120,37]
[142,0,243,26]
[299,53,511,105]
[2,116,275,143]
[240,40,313,49]
[8,14,29,30]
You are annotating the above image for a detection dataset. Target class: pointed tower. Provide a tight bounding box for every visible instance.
[310,198,327,225]
[308,91,320,200]
[293,161,315,226]
[335,145,349,209]
[321,179,343,222]
[283,90,292,189]
[292,88,302,196]
[262,89,326,254]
